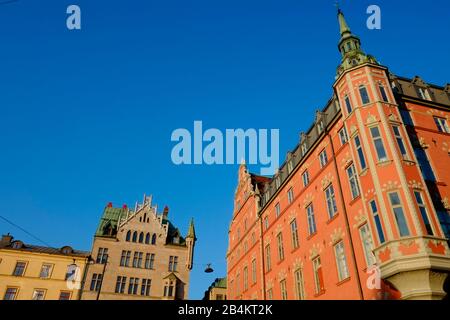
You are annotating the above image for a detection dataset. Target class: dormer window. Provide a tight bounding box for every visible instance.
[287,161,293,174]
[11,241,23,249]
[301,143,308,156]
[275,176,281,189]
[317,121,324,134]
[416,87,431,101]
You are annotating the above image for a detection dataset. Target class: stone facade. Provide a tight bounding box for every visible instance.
[81,195,196,300]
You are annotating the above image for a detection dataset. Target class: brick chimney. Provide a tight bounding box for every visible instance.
[1,233,13,246]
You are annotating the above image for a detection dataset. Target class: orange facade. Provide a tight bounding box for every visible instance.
[226,11,450,300]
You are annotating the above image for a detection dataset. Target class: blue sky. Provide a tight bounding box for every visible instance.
[0,0,449,299]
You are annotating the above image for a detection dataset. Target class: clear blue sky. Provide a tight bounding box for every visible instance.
[0,0,449,299]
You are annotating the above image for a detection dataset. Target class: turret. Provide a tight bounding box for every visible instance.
[185,218,196,270]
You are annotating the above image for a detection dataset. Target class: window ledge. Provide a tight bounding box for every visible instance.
[349,196,361,206]
[336,277,351,286]
[359,168,369,177]
[306,232,317,241]
[326,213,340,225]
[314,290,326,298]
[402,159,415,166]
[376,159,392,167]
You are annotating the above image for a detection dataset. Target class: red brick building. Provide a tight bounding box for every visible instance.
[226,10,450,300]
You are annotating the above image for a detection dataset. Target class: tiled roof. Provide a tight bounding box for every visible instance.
[0,241,90,258]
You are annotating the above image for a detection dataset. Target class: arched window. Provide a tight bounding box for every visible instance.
[143,213,147,222]
[151,233,157,245]
[145,233,150,244]
[126,230,131,242]
[132,231,137,242]
[139,232,144,243]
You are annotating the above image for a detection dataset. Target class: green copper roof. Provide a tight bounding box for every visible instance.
[186,218,196,240]
[95,206,125,237]
[338,9,351,35]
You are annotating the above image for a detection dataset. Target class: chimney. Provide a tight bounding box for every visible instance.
[122,204,128,209]
[163,206,169,219]
[1,233,13,246]
[107,202,113,208]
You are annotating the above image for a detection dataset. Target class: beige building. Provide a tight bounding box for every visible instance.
[203,277,227,300]
[81,195,196,300]
[0,233,90,300]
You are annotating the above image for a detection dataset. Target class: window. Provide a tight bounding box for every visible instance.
[236,273,240,296]
[251,259,257,284]
[302,170,310,187]
[145,233,150,244]
[339,127,348,145]
[414,191,434,235]
[313,257,324,294]
[138,232,144,243]
[414,148,436,182]
[354,135,367,170]
[359,85,370,104]
[280,280,288,300]
[128,278,139,295]
[169,256,178,272]
[141,279,151,296]
[264,216,269,230]
[359,224,376,266]
[392,126,408,158]
[132,231,137,242]
[275,203,281,218]
[133,252,141,268]
[126,230,131,241]
[287,161,293,173]
[265,244,271,272]
[369,200,386,244]
[344,95,352,114]
[277,232,285,261]
[301,143,308,156]
[59,291,71,300]
[306,204,317,236]
[115,276,127,294]
[164,281,175,297]
[287,188,294,204]
[370,127,388,162]
[294,269,305,300]
[145,253,155,269]
[243,267,248,291]
[275,176,281,189]
[388,192,410,237]
[347,164,360,199]
[400,109,414,126]
[267,288,273,300]
[120,250,131,267]
[434,117,450,133]
[325,184,338,219]
[31,289,46,300]
[96,248,108,264]
[90,273,103,292]
[416,87,431,101]
[4,288,18,300]
[317,121,324,134]
[39,264,53,279]
[290,219,299,249]
[334,241,350,281]
[13,261,26,276]
[319,149,328,168]
[151,233,157,245]
[379,84,389,102]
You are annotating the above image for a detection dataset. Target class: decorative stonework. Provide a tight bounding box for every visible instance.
[442,197,450,210]
[353,210,368,228]
[303,194,314,208]
[349,125,357,136]
[329,228,345,245]
[408,180,423,190]
[388,113,400,122]
[293,258,303,271]
[278,270,287,281]
[321,173,334,190]
[442,142,450,155]
[381,180,400,192]
[341,152,353,170]
[266,279,274,290]
[275,224,283,235]
[419,137,429,149]
[309,243,322,260]
[363,188,375,198]
[366,114,378,125]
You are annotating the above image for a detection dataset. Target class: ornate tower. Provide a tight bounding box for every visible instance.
[333,9,450,299]
[185,218,197,270]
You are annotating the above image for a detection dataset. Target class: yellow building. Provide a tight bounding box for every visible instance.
[0,233,90,300]
[203,277,227,300]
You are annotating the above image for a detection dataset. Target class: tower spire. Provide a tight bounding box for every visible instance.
[335,8,377,77]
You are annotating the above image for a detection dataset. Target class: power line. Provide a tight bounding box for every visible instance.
[0,215,53,247]
[0,0,20,5]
